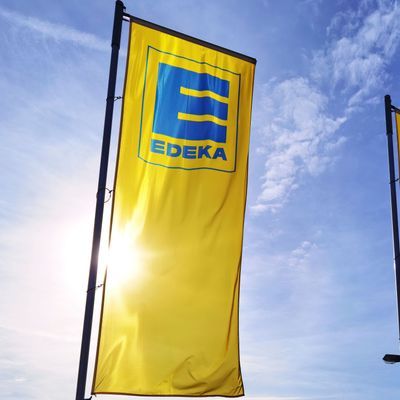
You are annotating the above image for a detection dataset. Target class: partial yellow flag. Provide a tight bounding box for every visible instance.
[92,20,255,397]
[396,112,400,173]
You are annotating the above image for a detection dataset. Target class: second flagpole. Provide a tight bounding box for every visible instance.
[384,94,400,343]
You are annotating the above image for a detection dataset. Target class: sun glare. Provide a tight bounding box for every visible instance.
[105,225,147,290]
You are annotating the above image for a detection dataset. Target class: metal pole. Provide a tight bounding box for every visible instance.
[384,94,400,342]
[75,1,125,399]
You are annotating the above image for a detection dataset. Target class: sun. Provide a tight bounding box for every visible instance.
[105,223,148,291]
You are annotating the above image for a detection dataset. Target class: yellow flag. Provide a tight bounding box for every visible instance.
[396,112,400,173]
[92,20,255,397]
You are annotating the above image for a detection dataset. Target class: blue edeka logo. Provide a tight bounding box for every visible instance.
[138,47,240,172]
[151,64,229,162]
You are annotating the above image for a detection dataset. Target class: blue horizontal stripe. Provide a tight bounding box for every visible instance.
[180,94,228,120]
[182,69,229,98]
[156,120,227,143]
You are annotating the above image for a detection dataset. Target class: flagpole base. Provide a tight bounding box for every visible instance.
[383,353,400,364]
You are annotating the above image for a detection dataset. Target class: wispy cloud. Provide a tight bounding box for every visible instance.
[0,6,109,51]
[288,240,318,268]
[252,78,346,213]
[313,0,400,109]
[239,226,396,400]
[252,0,400,213]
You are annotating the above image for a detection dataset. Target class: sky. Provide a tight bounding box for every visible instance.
[1,0,400,399]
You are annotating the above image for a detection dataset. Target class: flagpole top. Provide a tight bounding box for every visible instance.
[112,0,125,48]
[116,0,126,12]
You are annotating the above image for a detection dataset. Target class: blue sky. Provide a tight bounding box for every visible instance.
[1,0,400,399]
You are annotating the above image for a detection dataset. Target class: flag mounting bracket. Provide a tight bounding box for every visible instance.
[96,187,113,203]
[87,283,104,293]
[391,105,400,113]
[105,95,122,101]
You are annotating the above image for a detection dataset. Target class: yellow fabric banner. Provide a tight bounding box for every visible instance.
[92,21,255,397]
[396,112,400,174]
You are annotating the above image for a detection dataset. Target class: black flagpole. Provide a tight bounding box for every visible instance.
[383,94,400,364]
[75,1,125,399]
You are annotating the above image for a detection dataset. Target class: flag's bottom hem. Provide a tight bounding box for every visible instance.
[92,391,244,398]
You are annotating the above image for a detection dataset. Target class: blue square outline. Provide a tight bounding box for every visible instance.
[137,46,241,173]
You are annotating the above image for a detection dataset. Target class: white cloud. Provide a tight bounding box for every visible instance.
[252,0,400,213]
[0,6,109,51]
[252,78,346,213]
[288,240,318,268]
[313,0,400,108]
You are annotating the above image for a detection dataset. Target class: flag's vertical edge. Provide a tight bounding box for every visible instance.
[236,63,256,396]
[393,108,400,343]
[91,20,133,395]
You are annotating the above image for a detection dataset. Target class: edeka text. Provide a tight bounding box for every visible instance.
[151,139,227,161]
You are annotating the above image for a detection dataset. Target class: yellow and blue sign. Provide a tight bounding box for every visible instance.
[93,21,255,397]
[139,45,241,172]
